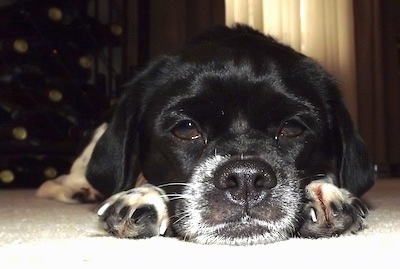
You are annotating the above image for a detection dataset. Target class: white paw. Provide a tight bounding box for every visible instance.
[97,184,170,238]
[299,180,368,238]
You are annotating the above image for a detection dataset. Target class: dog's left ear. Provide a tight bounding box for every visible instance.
[331,98,375,196]
[86,92,141,197]
[86,57,173,197]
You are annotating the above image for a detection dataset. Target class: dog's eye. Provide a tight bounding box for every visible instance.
[172,120,201,140]
[279,120,305,138]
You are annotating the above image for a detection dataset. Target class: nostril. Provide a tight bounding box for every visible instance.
[226,175,239,189]
[215,173,239,190]
[254,174,277,189]
[254,175,267,188]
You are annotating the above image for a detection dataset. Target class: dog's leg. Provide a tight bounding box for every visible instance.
[298,179,369,238]
[36,123,108,203]
[97,184,170,239]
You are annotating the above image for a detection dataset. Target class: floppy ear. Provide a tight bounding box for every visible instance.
[331,99,375,197]
[86,57,173,197]
[85,94,140,197]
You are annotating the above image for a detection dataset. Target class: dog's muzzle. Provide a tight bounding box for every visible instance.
[177,155,301,245]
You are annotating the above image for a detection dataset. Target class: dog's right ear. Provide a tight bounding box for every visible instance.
[327,86,375,197]
[86,57,174,197]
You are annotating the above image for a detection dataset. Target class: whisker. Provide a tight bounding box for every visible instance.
[299,173,327,181]
[168,197,189,202]
[159,196,191,202]
[156,182,193,188]
[159,193,192,199]
[159,193,185,198]
[171,211,191,225]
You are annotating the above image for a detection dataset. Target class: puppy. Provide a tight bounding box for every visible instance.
[37,25,375,245]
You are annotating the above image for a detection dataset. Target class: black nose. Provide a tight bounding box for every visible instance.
[213,159,277,204]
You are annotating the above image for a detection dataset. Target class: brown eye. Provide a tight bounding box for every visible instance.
[172,120,201,140]
[279,120,304,138]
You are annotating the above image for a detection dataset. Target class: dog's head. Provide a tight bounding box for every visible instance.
[88,25,374,245]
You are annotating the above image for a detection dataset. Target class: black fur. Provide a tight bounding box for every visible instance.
[87,25,375,244]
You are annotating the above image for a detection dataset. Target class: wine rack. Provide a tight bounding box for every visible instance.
[0,0,129,188]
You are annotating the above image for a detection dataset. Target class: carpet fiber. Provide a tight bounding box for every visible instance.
[1,178,399,268]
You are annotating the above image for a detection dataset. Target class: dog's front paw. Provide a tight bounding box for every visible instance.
[298,180,368,238]
[97,184,169,239]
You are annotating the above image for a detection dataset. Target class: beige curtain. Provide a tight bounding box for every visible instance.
[225,0,358,125]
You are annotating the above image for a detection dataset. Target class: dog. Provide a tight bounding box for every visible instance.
[37,25,375,245]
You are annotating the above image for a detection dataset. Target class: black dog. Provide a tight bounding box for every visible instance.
[37,25,375,245]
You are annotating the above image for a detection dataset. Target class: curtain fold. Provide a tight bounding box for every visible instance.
[225,0,358,124]
[353,0,385,164]
[353,0,400,165]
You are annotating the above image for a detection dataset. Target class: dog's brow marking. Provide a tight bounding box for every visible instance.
[230,113,249,134]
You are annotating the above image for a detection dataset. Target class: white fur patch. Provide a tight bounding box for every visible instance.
[36,123,107,203]
[176,154,301,245]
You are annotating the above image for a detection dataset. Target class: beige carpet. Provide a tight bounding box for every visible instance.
[0,178,399,268]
